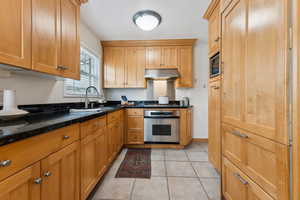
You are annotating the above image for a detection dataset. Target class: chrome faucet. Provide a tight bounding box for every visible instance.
[84,86,101,109]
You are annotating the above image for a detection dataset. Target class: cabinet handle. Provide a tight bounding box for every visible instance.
[234,173,248,185]
[44,171,52,177]
[231,130,248,139]
[214,37,220,42]
[34,177,43,184]
[63,135,70,140]
[0,160,12,167]
[212,86,220,90]
[57,65,69,70]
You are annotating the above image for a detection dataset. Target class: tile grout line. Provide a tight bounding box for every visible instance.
[129,178,136,200]
[164,151,172,200]
[186,150,211,200]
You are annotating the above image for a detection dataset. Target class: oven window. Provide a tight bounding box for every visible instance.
[152,125,172,136]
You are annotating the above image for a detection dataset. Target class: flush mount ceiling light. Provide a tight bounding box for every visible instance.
[133,10,162,31]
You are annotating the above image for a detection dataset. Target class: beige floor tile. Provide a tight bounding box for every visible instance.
[132,177,169,200]
[200,178,221,200]
[192,162,219,178]
[168,177,208,200]
[151,161,166,177]
[151,149,165,161]
[165,150,189,161]
[186,151,209,162]
[185,142,208,152]
[166,161,196,177]
[93,178,135,200]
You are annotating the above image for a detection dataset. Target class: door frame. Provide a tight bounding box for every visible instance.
[292,0,300,199]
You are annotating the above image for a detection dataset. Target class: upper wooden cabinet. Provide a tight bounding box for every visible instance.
[221,0,289,145]
[102,39,196,88]
[203,0,221,56]
[0,0,80,80]
[0,0,32,69]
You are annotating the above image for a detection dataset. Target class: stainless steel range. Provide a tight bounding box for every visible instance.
[144,110,180,143]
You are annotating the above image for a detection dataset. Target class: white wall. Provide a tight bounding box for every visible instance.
[105,41,209,139]
[0,22,101,105]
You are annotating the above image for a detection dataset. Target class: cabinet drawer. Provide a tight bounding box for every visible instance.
[222,157,274,200]
[98,116,107,130]
[80,118,99,138]
[107,111,121,123]
[0,124,79,181]
[127,116,144,129]
[127,129,144,144]
[222,124,289,199]
[127,109,143,116]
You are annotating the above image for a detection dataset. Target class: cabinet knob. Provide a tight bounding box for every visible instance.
[34,177,43,184]
[231,130,248,139]
[214,37,220,42]
[57,65,69,71]
[44,171,52,177]
[0,160,12,167]
[63,135,70,140]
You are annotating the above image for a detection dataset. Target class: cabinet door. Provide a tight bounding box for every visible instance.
[244,0,288,144]
[95,128,108,178]
[221,0,246,125]
[208,81,221,172]
[176,46,193,88]
[107,123,116,163]
[41,142,80,200]
[180,109,193,146]
[208,4,220,55]
[222,124,290,199]
[81,135,97,200]
[223,158,274,200]
[104,47,125,88]
[0,0,31,69]
[125,47,146,88]
[146,47,162,69]
[0,162,40,200]
[161,47,178,68]
[32,0,60,75]
[59,0,80,80]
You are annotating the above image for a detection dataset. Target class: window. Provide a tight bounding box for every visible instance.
[64,47,100,97]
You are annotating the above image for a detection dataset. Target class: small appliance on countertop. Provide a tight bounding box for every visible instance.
[181,97,190,107]
[158,96,169,105]
[0,90,28,120]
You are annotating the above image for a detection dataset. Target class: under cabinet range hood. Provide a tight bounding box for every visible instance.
[144,69,180,80]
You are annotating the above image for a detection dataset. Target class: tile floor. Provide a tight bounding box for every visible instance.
[92,143,221,200]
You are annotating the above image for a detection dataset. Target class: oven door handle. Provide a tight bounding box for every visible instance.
[144,116,180,119]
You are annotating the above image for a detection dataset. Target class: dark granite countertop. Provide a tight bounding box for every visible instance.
[0,101,192,147]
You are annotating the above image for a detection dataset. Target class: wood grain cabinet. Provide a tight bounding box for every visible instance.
[0,0,32,69]
[146,47,162,69]
[161,47,178,68]
[180,108,193,146]
[208,80,221,172]
[126,109,144,145]
[177,46,193,88]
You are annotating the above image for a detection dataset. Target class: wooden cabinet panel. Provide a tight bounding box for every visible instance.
[59,0,80,80]
[208,3,220,55]
[126,110,144,145]
[0,0,32,69]
[221,0,246,126]
[80,118,99,139]
[104,47,125,88]
[146,47,162,69]
[127,109,144,116]
[95,128,108,178]
[41,142,80,200]
[32,0,60,75]
[208,80,221,172]
[180,109,192,146]
[107,110,121,124]
[127,116,144,129]
[177,46,193,88]
[222,124,290,199]
[0,162,40,200]
[125,47,146,88]
[127,129,144,144]
[223,158,274,200]
[161,47,178,68]
[243,0,288,144]
[107,122,117,163]
[80,134,97,200]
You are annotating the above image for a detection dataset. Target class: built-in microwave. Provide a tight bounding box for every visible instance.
[210,53,220,78]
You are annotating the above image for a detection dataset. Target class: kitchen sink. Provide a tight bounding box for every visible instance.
[69,108,105,113]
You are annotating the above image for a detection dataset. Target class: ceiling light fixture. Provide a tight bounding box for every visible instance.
[133,10,162,31]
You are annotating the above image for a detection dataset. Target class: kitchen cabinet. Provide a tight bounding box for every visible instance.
[180,108,193,146]
[0,162,40,200]
[161,47,178,68]
[104,47,126,88]
[125,47,146,88]
[146,47,162,69]
[126,109,144,145]
[41,141,80,200]
[208,80,221,172]
[95,128,108,178]
[222,158,274,200]
[0,0,32,69]
[176,46,193,88]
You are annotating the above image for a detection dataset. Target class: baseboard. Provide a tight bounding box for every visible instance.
[192,138,208,143]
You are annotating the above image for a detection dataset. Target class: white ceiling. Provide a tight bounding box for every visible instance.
[80,0,211,42]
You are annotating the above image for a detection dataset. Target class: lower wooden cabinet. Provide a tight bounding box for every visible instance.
[222,124,290,199]
[208,80,221,172]
[41,141,80,200]
[222,158,273,200]
[180,108,192,146]
[95,128,108,178]
[0,162,41,200]
[126,109,144,145]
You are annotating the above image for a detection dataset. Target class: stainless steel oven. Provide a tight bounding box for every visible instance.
[144,110,180,143]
